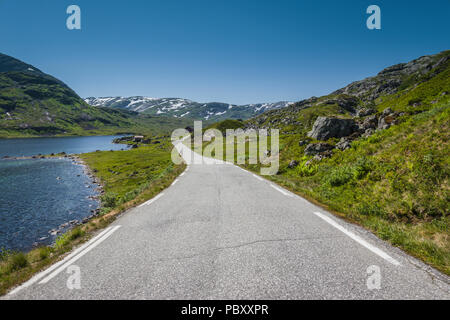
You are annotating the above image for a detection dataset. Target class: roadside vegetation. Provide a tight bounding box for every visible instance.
[0,138,185,295]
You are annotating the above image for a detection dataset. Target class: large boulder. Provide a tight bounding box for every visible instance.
[307,117,357,140]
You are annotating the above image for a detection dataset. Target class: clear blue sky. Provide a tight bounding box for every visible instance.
[0,0,449,104]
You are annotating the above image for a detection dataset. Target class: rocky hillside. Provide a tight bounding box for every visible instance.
[85,96,292,122]
[0,53,190,137]
[246,50,449,134]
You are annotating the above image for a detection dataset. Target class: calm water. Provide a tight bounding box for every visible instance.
[0,136,128,251]
[0,135,127,158]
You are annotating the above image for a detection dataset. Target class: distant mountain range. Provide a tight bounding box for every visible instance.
[84,96,292,122]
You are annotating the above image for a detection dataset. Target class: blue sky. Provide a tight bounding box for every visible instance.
[0,0,449,104]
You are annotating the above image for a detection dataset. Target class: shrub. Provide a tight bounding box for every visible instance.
[326,165,353,186]
[295,156,318,177]
[101,192,118,208]
[8,252,28,271]
[69,228,84,241]
[352,157,374,179]
[54,233,70,250]
[38,247,51,260]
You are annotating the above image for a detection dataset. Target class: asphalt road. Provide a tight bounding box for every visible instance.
[4,141,450,299]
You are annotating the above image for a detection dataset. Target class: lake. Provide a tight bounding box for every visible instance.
[0,136,128,252]
[0,135,127,158]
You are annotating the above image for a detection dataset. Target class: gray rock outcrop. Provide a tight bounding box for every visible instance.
[307,117,358,140]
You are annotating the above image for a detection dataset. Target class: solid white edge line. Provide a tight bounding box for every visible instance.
[39,226,121,284]
[252,174,264,181]
[270,184,293,197]
[313,212,401,266]
[8,226,113,296]
[138,193,164,208]
[171,179,179,186]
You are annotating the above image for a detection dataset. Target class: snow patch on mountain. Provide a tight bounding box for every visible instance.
[84,96,292,121]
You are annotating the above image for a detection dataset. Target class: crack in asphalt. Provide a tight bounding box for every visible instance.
[149,234,347,264]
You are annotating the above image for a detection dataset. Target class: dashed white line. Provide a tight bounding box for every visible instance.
[138,193,165,208]
[313,211,401,266]
[270,184,293,197]
[8,226,114,295]
[39,226,122,284]
[171,179,179,186]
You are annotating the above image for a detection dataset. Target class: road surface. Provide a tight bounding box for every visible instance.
[4,140,450,299]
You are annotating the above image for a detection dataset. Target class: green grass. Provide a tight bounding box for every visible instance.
[0,139,185,295]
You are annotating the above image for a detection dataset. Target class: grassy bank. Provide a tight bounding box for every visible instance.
[0,139,184,295]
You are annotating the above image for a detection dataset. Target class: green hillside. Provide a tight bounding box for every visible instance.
[0,53,190,137]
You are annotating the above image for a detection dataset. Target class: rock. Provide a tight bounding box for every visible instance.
[304,143,334,155]
[362,128,375,138]
[336,137,351,150]
[381,107,393,116]
[299,140,308,146]
[378,114,396,130]
[311,150,333,162]
[356,108,376,117]
[336,96,359,113]
[288,160,299,169]
[131,144,138,149]
[359,114,378,131]
[307,117,358,140]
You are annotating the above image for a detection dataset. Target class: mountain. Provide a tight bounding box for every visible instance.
[84,96,292,122]
[0,53,189,137]
[245,50,449,132]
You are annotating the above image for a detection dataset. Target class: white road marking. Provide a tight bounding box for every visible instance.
[171,179,179,186]
[180,172,185,177]
[138,193,165,208]
[270,184,293,197]
[39,226,121,284]
[313,212,401,266]
[253,174,264,181]
[8,226,114,295]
